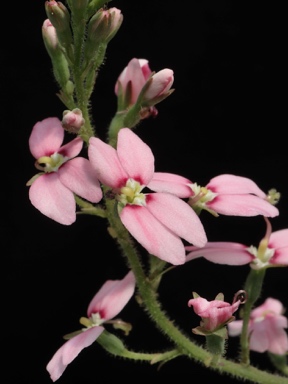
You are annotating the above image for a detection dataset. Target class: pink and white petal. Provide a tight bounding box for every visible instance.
[207,174,267,197]
[145,193,207,247]
[251,298,284,318]
[186,242,248,252]
[186,246,253,265]
[46,327,104,382]
[87,271,136,320]
[207,194,279,217]
[269,229,288,249]
[268,326,288,354]
[227,320,243,336]
[120,205,186,265]
[249,322,270,352]
[147,172,192,198]
[117,128,154,185]
[88,137,128,188]
[59,137,83,158]
[29,117,64,159]
[270,247,288,265]
[29,173,76,225]
[59,158,103,203]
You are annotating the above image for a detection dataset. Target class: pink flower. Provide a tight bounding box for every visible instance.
[185,218,288,269]
[88,128,207,265]
[157,173,279,218]
[188,292,243,334]
[115,58,174,116]
[46,271,136,382]
[26,117,102,225]
[228,298,288,355]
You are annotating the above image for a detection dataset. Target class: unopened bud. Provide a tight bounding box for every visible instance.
[62,108,85,133]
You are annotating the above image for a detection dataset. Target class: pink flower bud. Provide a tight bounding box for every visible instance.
[62,108,85,133]
[143,68,174,102]
[42,19,59,50]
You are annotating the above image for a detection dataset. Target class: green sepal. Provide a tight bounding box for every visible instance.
[96,330,126,356]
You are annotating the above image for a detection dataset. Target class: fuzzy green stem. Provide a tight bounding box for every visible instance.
[240,268,266,365]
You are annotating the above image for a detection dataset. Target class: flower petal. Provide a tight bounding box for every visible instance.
[29,173,76,225]
[271,247,288,265]
[207,174,267,197]
[120,205,186,264]
[29,117,64,159]
[146,193,207,247]
[87,271,136,320]
[59,157,103,203]
[269,229,288,249]
[117,128,154,185]
[58,137,83,158]
[46,327,104,382]
[207,194,279,217]
[147,172,192,198]
[88,137,128,188]
[185,242,253,265]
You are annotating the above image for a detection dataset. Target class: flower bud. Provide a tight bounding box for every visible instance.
[42,19,71,92]
[62,108,85,133]
[142,68,174,105]
[45,1,74,60]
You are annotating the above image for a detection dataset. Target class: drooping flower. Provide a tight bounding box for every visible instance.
[185,218,288,269]
[228,298,288,355]
[115,58,174,117]
[188,291,245,335]
[46,271,136,382]
[26,117,102,225]
[88,128,207,265]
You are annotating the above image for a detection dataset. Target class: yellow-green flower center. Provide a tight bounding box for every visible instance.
[118,178,146,206]
[35,153,68,173]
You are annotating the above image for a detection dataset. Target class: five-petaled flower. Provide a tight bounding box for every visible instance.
[26,117,102,225]
[185,218,288,270]
[46,270,136,382]
[188,291,244,335]
[88,127,207,265]
[228,297,288,355]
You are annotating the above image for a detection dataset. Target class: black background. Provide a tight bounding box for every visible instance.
[3,1,287,383]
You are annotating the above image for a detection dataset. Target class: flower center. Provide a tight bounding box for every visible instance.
[118,178,146,207]
[248,240,275,270]
[79,312,104,330]
[35,153,68,173]
[188,183,218,215]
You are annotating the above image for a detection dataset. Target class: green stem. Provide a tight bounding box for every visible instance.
[240,268,266,365]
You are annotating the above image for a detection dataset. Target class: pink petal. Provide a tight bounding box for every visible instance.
[29,117,64,159]
[207,194,279,217]
[147,172,192,198]
[88,137,128,188]
[46,327,104,382]
[185,242,253,265]
[251,298,284,318]
[269,229,288,249]
[249,321,270,352]
[59,157,103,203]
[87,271,136,320]
[29,173,76,225]
[58,137,83,158]
[271,247,288,265]
[117,128,154,185]
[227,320,243,336]
[120,205,186,265]
[146,193,207,247]
[207,174,267,197]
